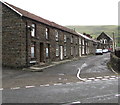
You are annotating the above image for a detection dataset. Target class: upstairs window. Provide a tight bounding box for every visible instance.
[31,24,36,37]
[79,38,81,44]
[64,35,67,42]
[82,39,84,45]
[45,28,49,39]
[75,37,78,44]
[71,36,73,43]
[55,30,59,41]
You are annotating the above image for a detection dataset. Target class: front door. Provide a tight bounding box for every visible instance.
[40,43,44,62]
[60,46,63,60]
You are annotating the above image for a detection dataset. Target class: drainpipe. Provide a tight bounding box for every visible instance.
[25,21,29,67]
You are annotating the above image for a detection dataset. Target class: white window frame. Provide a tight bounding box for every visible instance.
[79,38,81,44]
[71,46,73,55]
[31,42,35,58]
[45,28,49,39]
[56,44,59,56]
[31,24,35,37]
[64,45,67,56]
[71,36,73,43]
[64,35,67,42]
[55,30,59,41]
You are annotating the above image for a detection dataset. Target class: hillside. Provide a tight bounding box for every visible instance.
[66,25,118,39]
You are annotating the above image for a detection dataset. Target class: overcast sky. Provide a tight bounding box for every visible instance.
[3,0,119,26]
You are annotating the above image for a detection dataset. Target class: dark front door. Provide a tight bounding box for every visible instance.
[40,43,44,62]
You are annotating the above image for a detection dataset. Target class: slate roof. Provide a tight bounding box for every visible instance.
[3,1,78,35]
[2,1,95,41]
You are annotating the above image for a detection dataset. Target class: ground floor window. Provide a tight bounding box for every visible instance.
[64,45,66,56]
[56,44,59,56]
[82,46,85,54]
[31,42,36,58]
[76,46,78,55]
[46,44,50,58]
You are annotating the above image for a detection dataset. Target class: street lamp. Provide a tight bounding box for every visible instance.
[112,32,115,52]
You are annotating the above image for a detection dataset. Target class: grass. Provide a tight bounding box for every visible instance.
[66,25,118,39]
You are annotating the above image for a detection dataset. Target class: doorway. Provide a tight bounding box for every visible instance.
[60,46,63,60]
[40,43,44,62]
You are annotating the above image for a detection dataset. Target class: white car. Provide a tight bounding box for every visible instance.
[103,49,108,53]
[96,49,103,55]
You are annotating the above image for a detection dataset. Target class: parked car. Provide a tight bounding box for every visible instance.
[96,49,103,55]
[108,48,112,52]
[102,49,108,53]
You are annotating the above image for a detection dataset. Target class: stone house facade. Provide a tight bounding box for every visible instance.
[97,32,113,50]
[1,1,97,68]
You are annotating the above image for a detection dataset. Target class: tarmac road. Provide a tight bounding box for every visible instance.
[2,53,119,103]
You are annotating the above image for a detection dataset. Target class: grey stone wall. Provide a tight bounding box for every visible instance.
[110,52,120,73]
[2,4,26,68]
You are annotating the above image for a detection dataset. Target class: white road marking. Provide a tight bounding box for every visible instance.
[0,88,3,90]
[66,83,71,85]
[77,63,87,81]
[110,76,116,78]
[115,94,120,97]
[40,85,45,87]
[25,86,35,88]
[11,87,20,90]
[94,79,100,81]
[96,77,103,79]
[58,78,62,80]
[101,78,108,81]
[43,84,50,87]
[58,73,64,76]
[54,83,62,86]
[72,101,81,104]
[109,78,116,80]
[104,76,110,78]
[86,80,92,82]
[88,77,95,80]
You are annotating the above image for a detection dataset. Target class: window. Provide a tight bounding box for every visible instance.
[71,46,73,55]
[56,44,59,56]
[64,35,67,42]
[75,37,78,44]
[55,30,59,41]
[46,44,50,57]
[82,39,84,45]
[76,47,78,55]
[71,36,73,43]
[31,24,36,37]
[79,38,81,44]
[31,42,35,58]
[45,28,49,39]
[64,45,67,56]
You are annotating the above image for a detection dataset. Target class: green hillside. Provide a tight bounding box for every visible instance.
[66,25,118,39]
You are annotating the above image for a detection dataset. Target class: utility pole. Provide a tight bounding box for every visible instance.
[112,32,115,52]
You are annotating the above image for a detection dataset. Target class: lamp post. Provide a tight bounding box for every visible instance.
[112,32,115,52]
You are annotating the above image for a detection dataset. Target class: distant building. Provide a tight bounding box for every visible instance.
[97,32,113,50]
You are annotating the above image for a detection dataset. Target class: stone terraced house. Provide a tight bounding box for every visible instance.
[1,1,97,68]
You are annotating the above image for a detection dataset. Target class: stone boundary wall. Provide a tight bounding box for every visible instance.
[110,52,120,73]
